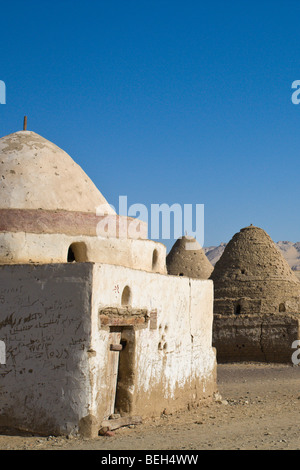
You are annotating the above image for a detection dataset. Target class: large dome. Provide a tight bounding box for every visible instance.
[0,130,115,214]
[0,129,166,270]
[166,236,213,279]
[210,225,300,314]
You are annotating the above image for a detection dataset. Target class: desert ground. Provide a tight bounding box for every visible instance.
[1,362,300,451]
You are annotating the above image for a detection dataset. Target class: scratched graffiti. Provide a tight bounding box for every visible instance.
[0,276,89,372]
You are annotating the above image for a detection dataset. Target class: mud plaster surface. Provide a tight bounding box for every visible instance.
[1,362,300,450]
[0,131,114,214]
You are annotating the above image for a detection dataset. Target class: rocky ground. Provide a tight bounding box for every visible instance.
[1,362,300,451]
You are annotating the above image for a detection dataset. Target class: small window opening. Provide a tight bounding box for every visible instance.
[152,249,159,271]
[235,304,241,315]
[67,242,87,263]
[279,303,286,313]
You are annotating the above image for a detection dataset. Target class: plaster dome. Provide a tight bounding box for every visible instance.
[166,236,214,279]
[210,225,300,315]
[0,130,115,214]
[0,129,166,271]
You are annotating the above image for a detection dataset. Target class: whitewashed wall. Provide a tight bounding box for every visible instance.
[90,264,217,422]
[0,262,217,437]
[0,263,93,436]
[0,232,166,274]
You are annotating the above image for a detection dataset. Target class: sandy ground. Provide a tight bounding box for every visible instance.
[1,362,300,451]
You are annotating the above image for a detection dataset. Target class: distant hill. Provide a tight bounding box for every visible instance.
[204,241,300,272]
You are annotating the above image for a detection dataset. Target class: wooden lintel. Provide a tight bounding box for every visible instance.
[99,306,151,328]
[110,344,123,352]
[100,315,147,327]
[100,306,148,316]
[99,416,142,433]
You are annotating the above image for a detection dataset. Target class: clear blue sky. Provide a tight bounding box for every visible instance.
[1,0,300,251]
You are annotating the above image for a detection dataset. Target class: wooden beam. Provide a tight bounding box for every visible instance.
[99,416,142,434]
[110,344,123,352]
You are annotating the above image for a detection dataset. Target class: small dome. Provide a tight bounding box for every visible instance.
[166,236,213,279]
[0,130,114,214]
[210,225,300,314]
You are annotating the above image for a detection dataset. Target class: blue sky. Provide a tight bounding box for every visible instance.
[1,0,300,251]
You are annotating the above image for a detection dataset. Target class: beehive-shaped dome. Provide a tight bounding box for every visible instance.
[0,130,115,213]
[166,236,214,279]
[210,225,300,315]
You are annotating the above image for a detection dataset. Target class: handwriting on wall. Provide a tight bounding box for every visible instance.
[0,278,89,374]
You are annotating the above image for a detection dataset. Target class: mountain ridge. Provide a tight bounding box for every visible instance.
[204,241,300,271]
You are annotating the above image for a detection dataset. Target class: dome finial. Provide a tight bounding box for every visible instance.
[23,116,27,131]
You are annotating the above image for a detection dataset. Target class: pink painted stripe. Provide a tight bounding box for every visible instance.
[0,209,148,239]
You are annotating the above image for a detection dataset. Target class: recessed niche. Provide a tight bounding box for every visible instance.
[121,286,132,306]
